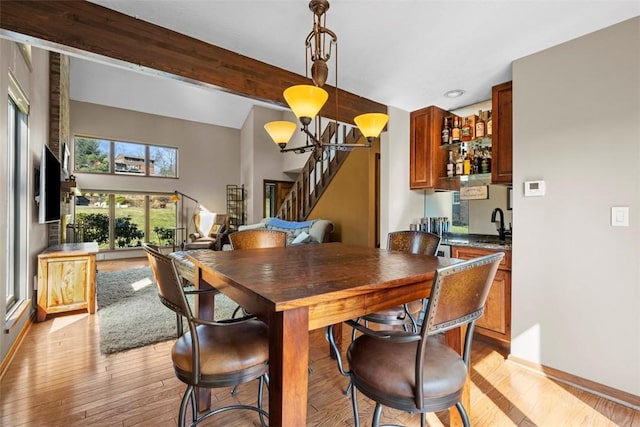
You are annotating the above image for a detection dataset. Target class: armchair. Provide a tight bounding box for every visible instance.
[185,212,229,251]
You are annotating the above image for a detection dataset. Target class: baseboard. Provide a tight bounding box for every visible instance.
[473,333,510,352]
[0,316,33,381]
[507,354,640,410]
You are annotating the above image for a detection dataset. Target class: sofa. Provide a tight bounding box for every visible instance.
[223,218,334,249]
[171,218,333,283]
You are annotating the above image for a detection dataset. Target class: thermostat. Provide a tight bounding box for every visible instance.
[524,180,545,197]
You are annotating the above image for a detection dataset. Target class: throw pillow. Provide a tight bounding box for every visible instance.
[239,222,266,231]
[291,231,312,245]
[266,217,315,229]
[196,211,216,236]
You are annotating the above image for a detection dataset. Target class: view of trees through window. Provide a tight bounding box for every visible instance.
[451,192,469,233]
[74,193,176,250]
[74,136,177,177]
[74,137,110,173]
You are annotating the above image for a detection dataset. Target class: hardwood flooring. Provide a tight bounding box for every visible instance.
[1,258,638,426]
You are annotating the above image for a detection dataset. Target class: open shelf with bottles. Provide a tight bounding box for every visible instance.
[440,135,493,183]
[438,137,491,183]
[410,81,512,191]
[440,137,492,152]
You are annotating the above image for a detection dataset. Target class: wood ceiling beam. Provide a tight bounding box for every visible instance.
[0,0,387,124]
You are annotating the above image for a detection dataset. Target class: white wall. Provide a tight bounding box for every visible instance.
[70,57,262,130]
[239,108,255,222]
[0,42,50,361]
[381,17,640,399]
[511,17,639,395]
[280,110,310,174]
[241,106,298,223]
[70,101,240,215]
[380,106,426,240]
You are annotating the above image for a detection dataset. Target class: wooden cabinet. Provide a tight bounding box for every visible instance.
[410,81,512,189]
[451,245,511,346]
[409,105,448,189]
[491,81,513,184]
[37,242,99,322]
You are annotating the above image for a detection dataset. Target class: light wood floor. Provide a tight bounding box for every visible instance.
[1,258,638,426]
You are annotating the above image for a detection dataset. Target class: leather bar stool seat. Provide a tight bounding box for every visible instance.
[348,333,467,411]
[172,320,269,386]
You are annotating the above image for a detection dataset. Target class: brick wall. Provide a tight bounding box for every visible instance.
[48,53,70,246]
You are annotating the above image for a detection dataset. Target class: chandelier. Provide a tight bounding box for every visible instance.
[264,0,388,159]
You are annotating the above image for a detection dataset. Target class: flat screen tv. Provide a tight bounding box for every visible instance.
[38,144,61,224]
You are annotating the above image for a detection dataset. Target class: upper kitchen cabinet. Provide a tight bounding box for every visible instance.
[491,81,513,184]
[410,105,448,189]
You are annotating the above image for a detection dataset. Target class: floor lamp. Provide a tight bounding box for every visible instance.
[170,191,199,250]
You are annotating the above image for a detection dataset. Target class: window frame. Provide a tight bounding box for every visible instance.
[73,135,178,178]
[73,190,177,251]
[6,73,30,314]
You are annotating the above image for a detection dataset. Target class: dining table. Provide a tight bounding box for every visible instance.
[187,242,468,426]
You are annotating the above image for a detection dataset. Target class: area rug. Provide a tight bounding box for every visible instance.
[96,267,238,355]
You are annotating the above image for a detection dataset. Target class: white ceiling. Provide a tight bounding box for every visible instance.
[73,0,640,129]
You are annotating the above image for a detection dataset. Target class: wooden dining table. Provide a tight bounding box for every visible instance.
[188,242,467,426]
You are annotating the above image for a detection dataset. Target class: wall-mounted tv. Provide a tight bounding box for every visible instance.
[38,144,61,224]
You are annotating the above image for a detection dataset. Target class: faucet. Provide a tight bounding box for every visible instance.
[491,207,507,241]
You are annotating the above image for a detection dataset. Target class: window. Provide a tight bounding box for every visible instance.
[149,146,177,177]
[114,141,145,175]
[451,191,469,233]
[73,136,178,178]
[75,192,176,250]
[6,74,29,313]
[74,137,110,173]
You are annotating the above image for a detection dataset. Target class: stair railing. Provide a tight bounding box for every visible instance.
[275,121,363,221]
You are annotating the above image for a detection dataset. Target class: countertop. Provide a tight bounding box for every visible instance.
[440,233,512,251]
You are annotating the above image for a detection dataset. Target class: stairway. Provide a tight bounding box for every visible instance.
[276,121,363,221]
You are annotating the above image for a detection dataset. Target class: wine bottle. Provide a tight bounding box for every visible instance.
[475,110,486,138]
[441,117,450,145]
[461,117,472,142]
[486,111,493,137]
[451,117,461,143]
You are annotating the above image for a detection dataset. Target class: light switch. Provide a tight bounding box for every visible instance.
[611,206,629,227]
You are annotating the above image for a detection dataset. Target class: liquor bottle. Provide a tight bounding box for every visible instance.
[446,151,455,177]
[441,117,451,145]
[486,111,493,137]
[451,117,461,143]
[463,146,472,175]
[461,118,472,142]
[473,148,481,174]
[455,149,464,176]
[475,110,486,138]
[481,157,489,174]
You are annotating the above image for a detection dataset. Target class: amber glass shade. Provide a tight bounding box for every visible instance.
[264,121,297,146]
[170,193,180,202]
[283,85,329,121]
[354,113,389,139]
